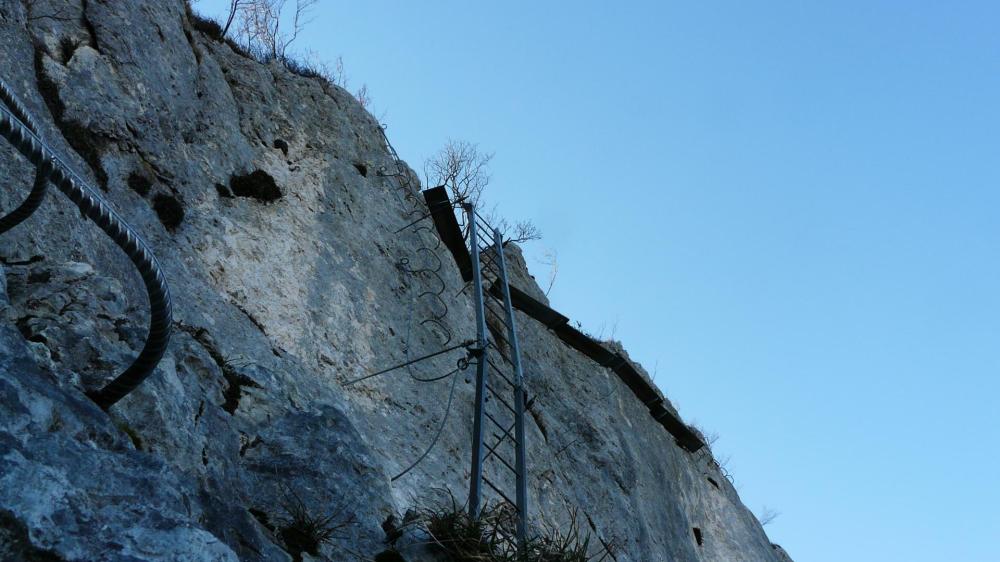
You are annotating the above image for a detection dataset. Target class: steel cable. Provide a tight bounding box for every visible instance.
[391,361,465,482]
[377,125,454,346]
[0,77,172,410]
[0,79,48,233]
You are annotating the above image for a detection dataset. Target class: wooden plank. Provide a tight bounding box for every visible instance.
[488,282,570,327]
[650,404,705,452]
[422,186,473,281]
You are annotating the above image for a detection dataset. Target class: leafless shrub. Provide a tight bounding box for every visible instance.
[538,249,559,297]
[757,506,780,527]
[220,0,246,37]
[483,210,542,244]
[355,83,371,109]
[425,139,493,206]
[223,0,317,60]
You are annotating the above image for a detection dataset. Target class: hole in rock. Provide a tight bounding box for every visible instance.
[215,183,233,198]
[230,170,282,203]
[128,172,153,197]
[374,550,406,562]
[153,193,184,231]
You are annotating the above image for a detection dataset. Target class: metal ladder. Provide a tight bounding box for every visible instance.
[463,203,529,553]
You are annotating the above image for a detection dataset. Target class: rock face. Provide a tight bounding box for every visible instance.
[0,1,790,560]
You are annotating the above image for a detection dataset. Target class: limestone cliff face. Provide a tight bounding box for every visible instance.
[0,1,790,561]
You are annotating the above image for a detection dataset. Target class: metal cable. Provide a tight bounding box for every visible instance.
[0,78,172,410]
[377,126,455,346]
[342,340,473,386]
[0,79,48,233]
[391,364,463,482]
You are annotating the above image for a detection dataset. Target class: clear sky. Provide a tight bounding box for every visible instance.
[196,2,1000,560]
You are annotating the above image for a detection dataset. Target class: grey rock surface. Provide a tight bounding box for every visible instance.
[0,1,791,560]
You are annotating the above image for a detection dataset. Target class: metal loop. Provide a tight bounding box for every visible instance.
[0,77,172,410]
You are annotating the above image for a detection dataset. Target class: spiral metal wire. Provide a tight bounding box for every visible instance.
[376,125,453,345]
[0,76,172,410]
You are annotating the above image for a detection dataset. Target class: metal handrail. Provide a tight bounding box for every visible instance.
[0,77,172,410]
[0,78,47,233]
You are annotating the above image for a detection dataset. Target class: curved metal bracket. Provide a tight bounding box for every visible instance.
[0,77,172,410]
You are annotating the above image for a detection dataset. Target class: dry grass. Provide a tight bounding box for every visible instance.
[417,495,615,562]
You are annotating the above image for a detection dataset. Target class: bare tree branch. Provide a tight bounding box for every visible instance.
[221,0,245,37]
[539,249,558,296]
[424,140,493,205]
[233,0,317,59]
[484,208,542,244]
[757,506,780,527]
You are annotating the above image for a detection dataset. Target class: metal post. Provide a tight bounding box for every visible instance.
[493,228,528,553]
[466,203,490,519]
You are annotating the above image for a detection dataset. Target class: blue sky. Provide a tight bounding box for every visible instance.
[196,2,1000,560]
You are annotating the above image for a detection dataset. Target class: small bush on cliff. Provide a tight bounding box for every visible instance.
[187,1,373,107]
[275,488,355,562]
[424,140,542,244]
[417,496,613,562]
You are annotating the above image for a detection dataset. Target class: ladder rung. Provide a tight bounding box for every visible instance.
[487,342,515,366]
[485,305,512,330]
[486,382,518,416]
[478,248,499,267]
[482,475,516,508]
[485,287,509,309]
[485,410,515,440]
[483,439,517,474]
[486,359,517,390]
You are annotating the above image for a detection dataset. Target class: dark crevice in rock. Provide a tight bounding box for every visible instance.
[583,511,619,562]
[215,183,233,198]
[374,550,405,562]
[115,421,143,450]
[0,255,44,266]
[230,170,282,203]
[80,0,99,51]
[58,37,79,65]
[32,45,110,191]
[529,407,549,442]
[353,162,368,177]
[180,13,203,64]
[221,365,259,415]
[26,270,51,284]
[248,508,276,533]
[153,193,184,231]
[175,323,261,415]
[273,139,289,156]
[233,302,268,336]
[0,510,64,561]
[127,171,153,197]
[239,433,262,457]
[693,527,704,546]
[111,317,130,344]
[707,476,720,489]
[13,316,59,362]
[381,514,403,545]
